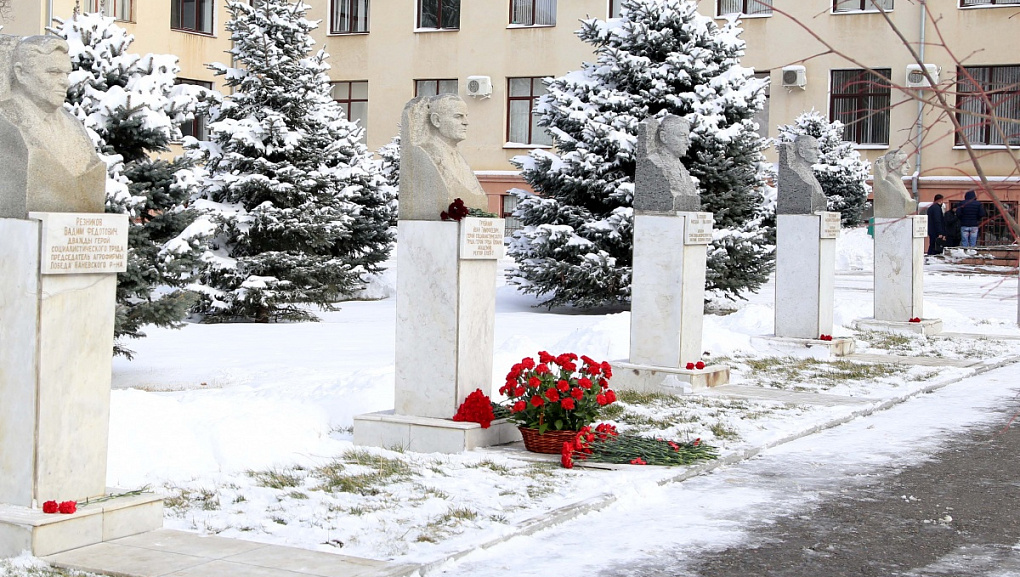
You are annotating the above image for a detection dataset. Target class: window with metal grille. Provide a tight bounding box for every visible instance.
[956,65,1020,146]
[415,79,458,98]
[717,0,772,16]
[171,0,213,34]
[833,0,893,11]
[502,194,523,235]
[830,68,891,145]
[510,0,556,26]
[507,77,552,146]
[331,0,369,34]
[418,0,460,29]
[960,0,1020,6]
[90,0,132,20]
[331,81,369,142]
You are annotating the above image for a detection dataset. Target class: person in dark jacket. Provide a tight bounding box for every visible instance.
[943,207,962,248]
[956,189,986,248]
[926,194,946,256]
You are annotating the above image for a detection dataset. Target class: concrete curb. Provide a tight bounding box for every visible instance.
[405,352,1020,577]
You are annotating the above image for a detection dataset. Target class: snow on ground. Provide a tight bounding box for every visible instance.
[12,228,1020,572]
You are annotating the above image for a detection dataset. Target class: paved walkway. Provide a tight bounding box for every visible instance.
[43,530,418,577]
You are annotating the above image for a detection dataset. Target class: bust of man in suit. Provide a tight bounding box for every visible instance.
[0,35,106,218]
[398,94,489,220]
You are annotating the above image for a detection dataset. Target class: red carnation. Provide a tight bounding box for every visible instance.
[630,457,647,465]
[545,388,560,403]
[601,362,613,377]
[512,400,526,413]
[530,396,544,407]
[538,351,555,364]
[557,379,570,392]
[521,357,535,369]
[571,387,584,399]
[560,361,577,372]
[605,389,617,404]
[578,377,592,390]
[561,442,574,468]
[596,393,607,406]
[695,361,705,370]
[42,500,58,514]
[685,362,695,370]
[528,376,541,388]
[514,386,526,397]
[58,501,77,514]
[561,397,576,410]
[536,363,550,375]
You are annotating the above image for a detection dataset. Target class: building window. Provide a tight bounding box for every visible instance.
[502,194,523,234]
[415,79,458,97]
[717,0,772,16]
[960,0,1020,6]
[508,77,552,146]
[90,0,132,20]
[176,79,212,140]
[418,0,460,29]
[956,65,1020,146]
[830,68,891,145]
[332,81,368,141]
[833,0,893,11]
[171,0,214,34]
[609,0,622,17]
[331,0,369,34]
[510,0,556,26]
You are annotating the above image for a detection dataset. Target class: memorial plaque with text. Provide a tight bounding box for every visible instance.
[459,217,506,260]
[684,212,714,245]
[912,215,928,238]
[29,212,129,274]
[820,211,841,239]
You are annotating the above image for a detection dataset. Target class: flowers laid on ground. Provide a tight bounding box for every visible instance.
[41,500,77,514]
[685,361,706,370]
[909,317,921,323]
[452,389,496,428]
[501,352,616,434]
[559,424,718,469]
[440,198,470,221]
[819,334,833,341]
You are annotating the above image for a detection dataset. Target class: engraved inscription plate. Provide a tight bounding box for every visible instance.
[912,214,928,238]
[684,212,714,245]
[820,211,841,239]
[459,217,506,260]
[29,212,129,274]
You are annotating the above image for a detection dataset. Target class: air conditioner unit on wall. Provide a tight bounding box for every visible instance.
[781,65,807,89]
[905,64,939,89]
[466,76,492,98]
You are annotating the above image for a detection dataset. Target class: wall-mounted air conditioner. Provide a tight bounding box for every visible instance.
[781,65,807,89]
[466,76,492,98]
[905,64,939,89]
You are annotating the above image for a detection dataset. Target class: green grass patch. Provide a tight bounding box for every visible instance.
[311,449,414,495]
[247,467,303,489]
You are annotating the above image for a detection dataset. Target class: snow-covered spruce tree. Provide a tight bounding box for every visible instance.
[188,0,395,322]
[508,0,773,308]
[56,13,212,357]
[377,134,401,227]
[776,110,870,227]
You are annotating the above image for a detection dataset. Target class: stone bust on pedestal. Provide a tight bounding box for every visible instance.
[634,114,700,213]
[398,94,489,220]
[0,35,105,219]
[872,149,917,219]
[777,135,828,215]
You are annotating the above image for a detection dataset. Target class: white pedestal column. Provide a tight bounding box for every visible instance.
[614,212,729,393]
[357,217,521,453]
[0,215,162,558]
[775,213,839,340]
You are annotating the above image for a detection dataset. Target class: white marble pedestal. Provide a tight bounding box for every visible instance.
[354,218,522,453]
[615,212,729,393]
[750,335,856,358]
[775,212,840,340]
[0,215,163,557]
[852,318,943,336]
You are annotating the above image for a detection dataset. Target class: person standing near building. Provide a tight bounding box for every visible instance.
[926,194,947,256]
[956,189,986,248]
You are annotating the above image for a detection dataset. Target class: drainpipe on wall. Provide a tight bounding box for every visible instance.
[910,2,927,203]
[46,0,54,31]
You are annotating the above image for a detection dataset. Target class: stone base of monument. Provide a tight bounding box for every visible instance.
[353,412,522,453]
[611,361,730,394]
[751,335,856,358]
[0,490,163,558]
[852,318,944,336]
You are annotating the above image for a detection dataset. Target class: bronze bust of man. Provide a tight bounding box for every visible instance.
[0,35,106,218]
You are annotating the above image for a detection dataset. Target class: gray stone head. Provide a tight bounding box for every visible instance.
[656,115,691,158]
[8,36,71,113]
[428,94,469,145]
[777,134,827,215]
[794,134,821,165]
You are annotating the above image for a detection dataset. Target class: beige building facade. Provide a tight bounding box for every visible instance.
[3,0,1019,239]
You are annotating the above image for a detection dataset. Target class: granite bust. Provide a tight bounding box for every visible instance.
[0,35,106,219]
[398,94,489,220]
[872,149,917,219]
[634,114,700,213]
[777,135,828,215]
